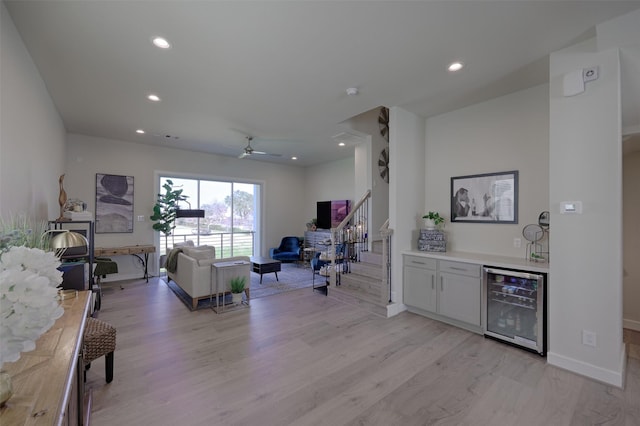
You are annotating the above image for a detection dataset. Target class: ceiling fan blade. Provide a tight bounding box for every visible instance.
[237,135,282,158]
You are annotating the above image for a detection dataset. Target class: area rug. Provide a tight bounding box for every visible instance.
[163,263,316,311]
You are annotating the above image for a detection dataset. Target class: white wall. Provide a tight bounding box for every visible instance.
[344,107,390,235]
[1,4,66,220]
[390,106,425,307]
[65,134,306,279]
[600,8,640,331]
[424,84,550,257]
[304,155,355,224]
[623,150,640,330]
[548,38,624,386]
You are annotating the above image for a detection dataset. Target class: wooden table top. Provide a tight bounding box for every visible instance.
[0,291,91,426]
[250,256,281,265]
[94,244,155,256]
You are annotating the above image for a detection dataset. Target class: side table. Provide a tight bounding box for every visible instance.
[210,260,251,313]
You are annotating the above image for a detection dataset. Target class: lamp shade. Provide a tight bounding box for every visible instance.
[175,209,205,218]
[48,230,88,258]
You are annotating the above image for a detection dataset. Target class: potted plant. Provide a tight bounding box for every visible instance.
[422,211,445,230]
[306,218,318,231]
[229,276,246,305]
[150,179,188,251]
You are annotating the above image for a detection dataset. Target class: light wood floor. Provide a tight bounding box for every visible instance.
[87,277,640,426]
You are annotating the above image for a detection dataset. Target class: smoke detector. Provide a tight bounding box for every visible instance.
[346,87,358,96]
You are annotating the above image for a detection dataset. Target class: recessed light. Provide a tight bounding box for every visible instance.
[338,142,345,147]
[147,94,161,102]
[152,37,171,49]
[448,61,464,72]
[291,156,298,160]
[136,129,145,134]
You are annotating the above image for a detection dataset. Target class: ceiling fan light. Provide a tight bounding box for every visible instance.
[152,37,171,49]
[448,61,464,72]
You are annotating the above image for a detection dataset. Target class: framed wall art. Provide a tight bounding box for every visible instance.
[451,170,518,224]
[95,173,134,233]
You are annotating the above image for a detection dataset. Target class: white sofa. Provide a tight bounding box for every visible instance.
[167,243,251,309]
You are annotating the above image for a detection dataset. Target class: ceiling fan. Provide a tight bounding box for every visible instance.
[238,136,281,159]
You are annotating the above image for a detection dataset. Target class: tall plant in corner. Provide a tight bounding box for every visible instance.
[150,179,188,250]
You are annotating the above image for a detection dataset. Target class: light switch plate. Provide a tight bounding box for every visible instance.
[560,201,582,214]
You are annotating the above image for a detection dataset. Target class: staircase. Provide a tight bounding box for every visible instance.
[330,242,390,317]
[324,191,393,317]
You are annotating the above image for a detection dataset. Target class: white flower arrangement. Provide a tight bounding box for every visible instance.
[0,244,64,367]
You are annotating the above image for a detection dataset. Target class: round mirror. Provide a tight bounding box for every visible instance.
[523,224,544,242]
[538,211,550,229]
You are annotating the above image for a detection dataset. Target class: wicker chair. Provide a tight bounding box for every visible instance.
[83,317,116,383]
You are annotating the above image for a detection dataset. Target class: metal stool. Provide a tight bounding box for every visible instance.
[83,317,116,383]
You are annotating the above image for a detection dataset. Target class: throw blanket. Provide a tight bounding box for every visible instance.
[165,248,183,273]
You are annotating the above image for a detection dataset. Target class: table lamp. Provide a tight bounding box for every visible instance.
[45,230,88,258]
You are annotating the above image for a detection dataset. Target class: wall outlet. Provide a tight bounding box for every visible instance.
[582,330,597,347]
[137,215,145,222]
[513,238,521,248]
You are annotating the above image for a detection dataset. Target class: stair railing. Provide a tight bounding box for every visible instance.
[329,190,371,287]
[379,218,393,304]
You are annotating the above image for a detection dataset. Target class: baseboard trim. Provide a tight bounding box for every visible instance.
[386,302,406,317]
[547,345,626,388]
[623,318,640,331]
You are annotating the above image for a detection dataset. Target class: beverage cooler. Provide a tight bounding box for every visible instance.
[483,267,546,356]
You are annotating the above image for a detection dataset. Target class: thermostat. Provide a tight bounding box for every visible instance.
[560,201,582,214]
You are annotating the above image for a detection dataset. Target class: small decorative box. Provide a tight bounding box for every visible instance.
[418,229,447,252]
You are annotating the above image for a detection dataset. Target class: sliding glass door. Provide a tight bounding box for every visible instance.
[158,176,259,257]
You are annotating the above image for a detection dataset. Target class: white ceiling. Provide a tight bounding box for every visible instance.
[5,1,640,165]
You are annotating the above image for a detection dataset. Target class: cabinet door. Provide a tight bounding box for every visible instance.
[404,265,437,313]
[439,272,481,326]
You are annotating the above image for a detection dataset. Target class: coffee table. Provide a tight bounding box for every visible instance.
[250,256,281,284]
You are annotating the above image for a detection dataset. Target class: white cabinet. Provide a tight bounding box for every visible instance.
[438,260,481,326]
[403,255,481,332]
[403,256,437,313]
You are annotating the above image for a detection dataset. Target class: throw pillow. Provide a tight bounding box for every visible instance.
[184,245,215,260]
[174,240,194,248]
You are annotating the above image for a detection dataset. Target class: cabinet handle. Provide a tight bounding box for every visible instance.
[411,261,426,265]
[440,276,444,291]
[431,275,434,289]
[449,266,467,271]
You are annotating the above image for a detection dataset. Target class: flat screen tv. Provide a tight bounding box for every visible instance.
[316,200,351,229]
[316,201,331,230]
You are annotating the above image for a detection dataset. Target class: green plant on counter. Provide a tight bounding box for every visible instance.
[230,276,246,294]
[422,211,445,226]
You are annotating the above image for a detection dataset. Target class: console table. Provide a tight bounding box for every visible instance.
[94,245,155,282]
[0,291,91,426]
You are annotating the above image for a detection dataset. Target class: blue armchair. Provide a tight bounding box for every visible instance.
[269,236,302,262]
